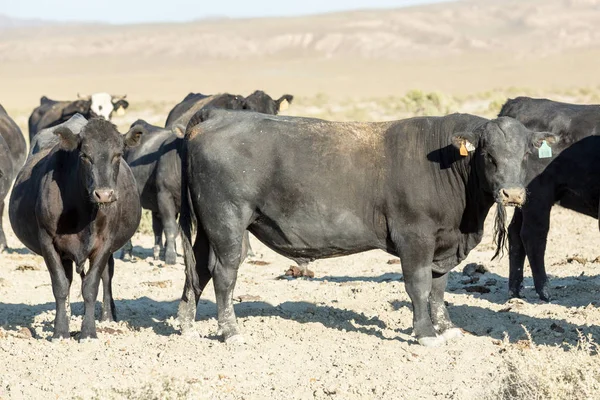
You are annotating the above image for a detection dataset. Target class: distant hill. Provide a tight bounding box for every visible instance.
[0,14,58,29]
[1,0,600,62]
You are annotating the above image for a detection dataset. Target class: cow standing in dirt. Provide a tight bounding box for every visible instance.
[499,97,600,301]
[9,117,142,340]
[177,109,556,346]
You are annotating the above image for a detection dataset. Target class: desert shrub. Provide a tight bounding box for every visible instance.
[488,331,600,400]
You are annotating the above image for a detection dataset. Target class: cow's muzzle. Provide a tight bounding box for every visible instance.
[498,187,526,207]
[93,188,117,204]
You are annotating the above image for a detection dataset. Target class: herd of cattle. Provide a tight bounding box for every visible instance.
[0,91,598,346]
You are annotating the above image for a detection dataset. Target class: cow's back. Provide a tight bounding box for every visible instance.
[165,93,210,127]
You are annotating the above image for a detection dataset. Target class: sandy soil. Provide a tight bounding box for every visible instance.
[0,200,598,399]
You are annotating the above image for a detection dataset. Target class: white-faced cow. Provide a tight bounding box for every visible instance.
[498,97,600,301]
[177,109,556,346]
[121,91,294,264]
[28,93,129,141]
[9,116,142,341]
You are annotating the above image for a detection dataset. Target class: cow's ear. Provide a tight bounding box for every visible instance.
[171,124,186,138]
[123,125,146,148]
[531,131,559,149]
[276,94,294,112]
[451,131,479,153]
[54,127,80,151]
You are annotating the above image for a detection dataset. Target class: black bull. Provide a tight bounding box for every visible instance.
[498,97,600,301]
[177,109,556,346]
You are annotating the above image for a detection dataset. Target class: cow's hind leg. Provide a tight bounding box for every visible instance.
[430,271,462,341]
[100,255,116,322]
[508,209,526,298]
[178,226,214,333]
[0,201,7,252]
[80,252,111,340]
[120,240,133,261]
[158,191,178,265]
[152,211,164,261]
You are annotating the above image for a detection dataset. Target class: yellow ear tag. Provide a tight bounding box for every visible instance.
[459,143,468,156]
[116,106,125,116]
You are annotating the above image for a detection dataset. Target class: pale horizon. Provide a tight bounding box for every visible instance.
[0,0,454,24]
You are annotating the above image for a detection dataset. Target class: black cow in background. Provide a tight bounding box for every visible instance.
[177,109,556,346]
[9,116,142,340]
[28,93,129,141]
[498,97,600,301]
[0,104,27,168]
[0,104,27,252]
[121,90,294,264]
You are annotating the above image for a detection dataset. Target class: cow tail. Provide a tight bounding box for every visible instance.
[179,132,200,295]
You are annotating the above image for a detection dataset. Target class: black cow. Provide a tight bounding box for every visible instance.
[0,104,27,169]
[165,91,293,132]
[28,93,129,141]
[122,92,294,264]
[243,90,293,116]
[0,104,28,252]
[498,97,600,301]
[177,109,556,346]
[9,116,142,340]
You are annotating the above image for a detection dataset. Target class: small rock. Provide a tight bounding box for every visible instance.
[284,266,315,278]
[234,294,262,302]
[550,323,565,333]
[247,260,270,266]
[97,327,124,335]
[464,285,491,294]
[15,265,39,272]
[568,255,588,264]
[462,263,489,277]
[498,306,512,313]
[16,327,33,339]
[461,276,480,285]
[142,280,172,288]
[386,259,400,265]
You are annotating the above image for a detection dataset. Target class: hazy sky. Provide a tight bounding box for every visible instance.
[0,0,452,24]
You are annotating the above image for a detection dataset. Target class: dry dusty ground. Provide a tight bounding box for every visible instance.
[0,198,599,399]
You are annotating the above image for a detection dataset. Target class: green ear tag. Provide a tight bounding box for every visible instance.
[538,140,552,159]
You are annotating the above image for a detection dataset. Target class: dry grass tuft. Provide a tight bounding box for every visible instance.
[488,329,600,400]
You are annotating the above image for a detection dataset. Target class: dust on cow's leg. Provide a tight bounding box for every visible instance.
[151,211,164,261]
[397,234,443,347]
[430,271,462,341]
[507,209,526,299]
[100,255,117,322]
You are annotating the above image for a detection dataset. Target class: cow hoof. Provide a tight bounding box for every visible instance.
[121,252,131,262]
[418,335,445,347]
[79,335,99,343]
[441,328,463,341]
[538,291,551,302]
[165,251,177,265]
[225,334,246,345]
[153,245,161,261]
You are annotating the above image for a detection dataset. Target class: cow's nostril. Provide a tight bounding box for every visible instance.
[501,188,509,199]
[93,189,114,203]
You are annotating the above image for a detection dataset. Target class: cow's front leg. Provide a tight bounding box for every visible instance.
[430,271,462,341]
[40,232,73,341]
[397,234,443,346]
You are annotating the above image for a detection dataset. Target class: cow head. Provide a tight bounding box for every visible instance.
[244,90,294,115]
[78,93,129,120]
[53,118,143,206]
[452,116,558,258]
[210,93,246,110]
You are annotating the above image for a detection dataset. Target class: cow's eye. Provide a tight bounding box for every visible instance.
[80,153,92,164]
[113,154,121,163]
[485,153,497,168]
